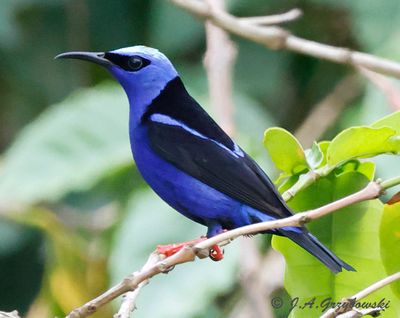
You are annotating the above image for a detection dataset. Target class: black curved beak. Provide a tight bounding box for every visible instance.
[55,51,112,67]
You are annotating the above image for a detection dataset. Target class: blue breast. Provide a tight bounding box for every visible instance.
[130,124,246,230]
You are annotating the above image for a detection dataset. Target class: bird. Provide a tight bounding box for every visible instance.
[56,46,354,273]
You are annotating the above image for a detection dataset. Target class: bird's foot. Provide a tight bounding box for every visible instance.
[157,238,203,257]
[157,237,224,262]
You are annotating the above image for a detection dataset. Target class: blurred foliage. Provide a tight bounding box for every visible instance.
[0,83,130,204]
[0,1,400,318]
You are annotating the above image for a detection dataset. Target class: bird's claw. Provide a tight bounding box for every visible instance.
[209,245,224,261]
[161,265,175,274]
[157,238,224,261]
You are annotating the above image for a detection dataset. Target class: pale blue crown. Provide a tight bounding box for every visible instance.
[107,46,179,124]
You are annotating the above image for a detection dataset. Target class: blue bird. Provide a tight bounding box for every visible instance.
[56,46,354,273]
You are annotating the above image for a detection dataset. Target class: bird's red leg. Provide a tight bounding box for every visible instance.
[157,236,224,261]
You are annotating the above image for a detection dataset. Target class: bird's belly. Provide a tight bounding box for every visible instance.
[130,131,240,226]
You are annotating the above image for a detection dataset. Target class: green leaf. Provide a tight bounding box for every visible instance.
[372,111,400,134]
[355,161,376,180]
[264,127,308,174]
[272,172,400,318]
[334,160,376,181]
[109,190,239,318]
[305,142,323,169]
[361,75,400,199]
[0,82,132,205]
[327,126,400,167]
[317,141,330,167]
[380,202,400,299]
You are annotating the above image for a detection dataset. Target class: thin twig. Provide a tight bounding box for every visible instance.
[113,253,163,318]
[381,176,400,190]
[66,248,193,318]
[195,181,384,251]
[240,8,302,26]
[169,0,400,78]
[336,308,381,318]
[352,271,400,301]
[64,177,400,318]
[320,272,400,318]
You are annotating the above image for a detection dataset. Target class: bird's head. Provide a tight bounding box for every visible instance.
[56,46,178,117]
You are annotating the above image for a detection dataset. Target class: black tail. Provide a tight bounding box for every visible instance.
[278,228,355,273]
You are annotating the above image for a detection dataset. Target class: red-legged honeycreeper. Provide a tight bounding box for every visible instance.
[56,46,354,273]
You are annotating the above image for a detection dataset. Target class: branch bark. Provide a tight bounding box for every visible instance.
[239,8,302,26]
[195,181,384,251]
[169,0,400,78]
[64,176,400,318]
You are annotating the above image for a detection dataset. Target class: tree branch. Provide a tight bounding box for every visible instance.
[321,272,400,318]
[203,0,237,136]
[64,176,400,318]
[113,252,163,318]
[336,308,382,318]
[169,0,400,78]
[352,271,400,301]
[381,176,400,190]
[65,249,190,318]
[194,181,384,251]
[239,8,302,26]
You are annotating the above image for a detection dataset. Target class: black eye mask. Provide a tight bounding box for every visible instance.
[104,53,151,72]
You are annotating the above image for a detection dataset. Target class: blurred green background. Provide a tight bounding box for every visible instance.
[0,0,399,317]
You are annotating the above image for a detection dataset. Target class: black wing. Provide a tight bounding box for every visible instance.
[142,76,292,219]
[147,120,292,219]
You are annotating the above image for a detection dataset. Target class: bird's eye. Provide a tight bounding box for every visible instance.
[128,56,144,71]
